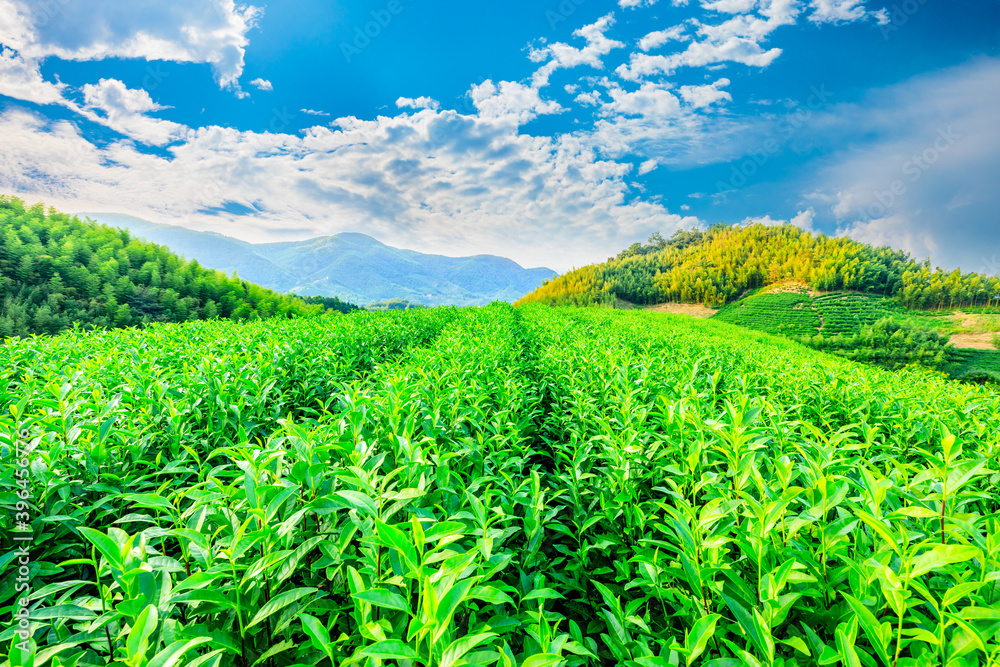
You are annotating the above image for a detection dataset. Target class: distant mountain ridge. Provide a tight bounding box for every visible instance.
[79,213,556,306]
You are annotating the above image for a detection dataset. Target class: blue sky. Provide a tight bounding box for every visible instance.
[1,0,998,273]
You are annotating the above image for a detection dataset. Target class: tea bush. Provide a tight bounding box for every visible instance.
[3,304,1000,667]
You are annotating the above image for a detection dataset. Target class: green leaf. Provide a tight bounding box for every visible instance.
[9,639,35,667]
[359,640,418,660]
[147,638,211,667]
[470,586,515,606]
[842,593,891,667]
[182,649,226,667]
[434,578,476,643]
[910,545,980,578]
[835,624,862,667]
[78,527,123,570]
[299,613,332,655]
[354,588,411,614]
[123,493,174,513]
[126,604,158,661]
[521,654,565,667]
[250,641,295,667]
[720,593,770,663]
[335,490,377,517]
[523,588,564,602]
[440,632,498,667]
[247,587,319,629]
[686,614,721,666]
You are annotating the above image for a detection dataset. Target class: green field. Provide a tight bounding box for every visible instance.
[3,305,1000,667]
[713,289,1000,380]
[713,289,908,338]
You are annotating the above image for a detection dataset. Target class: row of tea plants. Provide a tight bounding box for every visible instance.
[3,304,1000,667]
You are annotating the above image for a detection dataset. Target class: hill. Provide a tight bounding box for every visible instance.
[518,223,1000,309]
[81,213,556,306]
[0,196,346,338]
[519,224,1000,380]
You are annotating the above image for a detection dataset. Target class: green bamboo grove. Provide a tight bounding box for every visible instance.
[3,304,1000,666]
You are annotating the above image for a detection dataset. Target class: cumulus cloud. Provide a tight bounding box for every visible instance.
[530,14,624,88]
[249,78,272,91]
[0,0,261,90]
[77,78,188,146]
[638,159,659,174]
[617,1,798,81]
[396,96,440,111]
[0,105,700,270]
[469,80,563,125]
[638,26,690,51]
[679,78,732,107]
[808,0,879,24]
[702,0,759,13]
[602,81,682,117]
[300,108,330,117]
[0,46,66,105]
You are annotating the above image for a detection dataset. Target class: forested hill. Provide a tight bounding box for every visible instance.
[0,197,353,338]
[518,223,1000,309]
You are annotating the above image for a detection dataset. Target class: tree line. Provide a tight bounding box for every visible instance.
[519,223,1000,310]
[0,196,358,338]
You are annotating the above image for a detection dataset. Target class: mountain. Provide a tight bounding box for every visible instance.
[80,213,556,307]
[0,197,330,338]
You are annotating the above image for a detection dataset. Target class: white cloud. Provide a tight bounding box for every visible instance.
[531,14,624,88]
[639,26,690,51]
[0,46,66,105]
[679,78,732,107]
[396,96,440,111]
[839,215,939,259]
[0,105,701,271]
[639,159,658,174]
[790,58,1000,272]
[790,207,815,231]
[249,78,272,91]
[619,0,660,7]
[470,80,563,124]
[0,0,261,90]
[702,0,758,13]
[79,78,189,146]
[82,77,166,114]
[808,0,875,23]
[300,108,330,117]
[617,2,798,81]
[602,82,682,118]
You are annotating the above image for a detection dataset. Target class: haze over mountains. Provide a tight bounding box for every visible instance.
[81,213,556,306]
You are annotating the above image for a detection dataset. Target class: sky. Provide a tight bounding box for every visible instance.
[0,0,998,273]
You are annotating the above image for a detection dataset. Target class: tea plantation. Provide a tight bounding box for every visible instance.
[2,305,1000,667]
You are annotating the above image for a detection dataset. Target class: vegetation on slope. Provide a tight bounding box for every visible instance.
[0,196,358,337]
[712,286,1000,377]
[519,223,1000,309]
[4,304,1000,665]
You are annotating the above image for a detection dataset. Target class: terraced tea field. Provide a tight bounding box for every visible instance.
[3,305,1000,667]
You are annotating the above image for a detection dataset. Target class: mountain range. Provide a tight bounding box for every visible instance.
[80,213,556,307]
